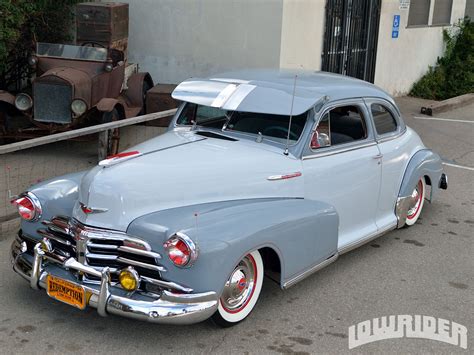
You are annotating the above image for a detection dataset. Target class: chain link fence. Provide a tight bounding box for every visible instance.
[0,120,168,238]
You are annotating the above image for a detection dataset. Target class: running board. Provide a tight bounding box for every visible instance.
[282,253,339,289]
[338,223,397,255]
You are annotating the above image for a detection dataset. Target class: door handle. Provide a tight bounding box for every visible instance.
[373,154,383,159]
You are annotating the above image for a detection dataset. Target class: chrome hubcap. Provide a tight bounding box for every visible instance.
[220,255,256,312]
[407,181,422,218]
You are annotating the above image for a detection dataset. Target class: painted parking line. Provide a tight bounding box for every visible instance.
[442,162,474,171]
[414,116,474,124]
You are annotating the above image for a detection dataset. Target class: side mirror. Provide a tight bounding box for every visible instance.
[310,130,330,149]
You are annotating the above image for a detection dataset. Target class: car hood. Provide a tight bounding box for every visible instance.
[73,130,304,231]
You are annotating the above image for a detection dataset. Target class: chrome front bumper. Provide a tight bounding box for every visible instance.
[11,240,218,325]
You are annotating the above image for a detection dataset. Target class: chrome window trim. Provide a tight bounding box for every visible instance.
[302,141,378,160]
[303,99,376,159]
[364,98,407,142]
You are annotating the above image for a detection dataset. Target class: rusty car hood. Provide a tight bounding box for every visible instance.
[38,67,92,103]
[73,130,304,231]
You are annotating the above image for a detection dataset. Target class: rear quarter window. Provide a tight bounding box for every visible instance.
[371,104,398,135]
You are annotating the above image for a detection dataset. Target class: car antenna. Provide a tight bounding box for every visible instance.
[284,74,297,156]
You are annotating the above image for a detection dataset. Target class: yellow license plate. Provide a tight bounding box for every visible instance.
[47,275,86,310]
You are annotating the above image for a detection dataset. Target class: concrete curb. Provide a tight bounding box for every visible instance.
[420,93,474,116]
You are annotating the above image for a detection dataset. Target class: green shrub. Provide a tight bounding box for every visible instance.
[0,0,83,90]
[410,18,474,100]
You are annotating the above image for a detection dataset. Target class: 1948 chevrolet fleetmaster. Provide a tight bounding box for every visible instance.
[10,70,448,327]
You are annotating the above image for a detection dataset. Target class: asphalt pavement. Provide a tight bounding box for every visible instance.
[0,97,472,354]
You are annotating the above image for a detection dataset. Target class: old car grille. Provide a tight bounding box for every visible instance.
[34,82,72,124]
[37,216,165,283]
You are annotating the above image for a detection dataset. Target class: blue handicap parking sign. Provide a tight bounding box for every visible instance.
[392,30,399,38]
[392,15,400,39]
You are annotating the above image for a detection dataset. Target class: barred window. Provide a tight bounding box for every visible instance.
[432,0,453,25]
[408,0,431,26]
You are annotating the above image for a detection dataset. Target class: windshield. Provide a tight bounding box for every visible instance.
[176,103,308,145]
[37,43,108,62]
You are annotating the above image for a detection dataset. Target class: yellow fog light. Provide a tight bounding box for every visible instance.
[40,239,52,252]
[119,267,140,292]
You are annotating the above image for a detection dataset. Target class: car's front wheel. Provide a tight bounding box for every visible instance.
[405,178,426,226]
[212,250,264,327]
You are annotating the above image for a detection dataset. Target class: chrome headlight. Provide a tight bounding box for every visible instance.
[71,99,87,116]
[10,192,42,221]
[14,93,33,111]
[163,232,198,268]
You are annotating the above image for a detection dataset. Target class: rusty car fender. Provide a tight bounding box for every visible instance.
[96,98,125,117]
[0,90,15,106]
[124,72,154,107]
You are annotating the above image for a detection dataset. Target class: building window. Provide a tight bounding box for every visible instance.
[408,0,431,26]
[432,0,453,25]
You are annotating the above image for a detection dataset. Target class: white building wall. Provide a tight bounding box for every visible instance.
[122,0,284,84]
[279,0,326,70]
[374,0,467,95]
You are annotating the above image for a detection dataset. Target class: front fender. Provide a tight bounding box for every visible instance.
[127,198,339,295]
[20,171,86,237]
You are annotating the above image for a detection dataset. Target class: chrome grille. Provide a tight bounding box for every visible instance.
[37,216,166,282]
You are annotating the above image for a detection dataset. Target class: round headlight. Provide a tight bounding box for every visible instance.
[71,99,87,116]
[28,55,38,66]
[14,93,33,111]
[104,62,114,72]
[118,267,140,291]
[10,192,42,221]
[163,232,198,268]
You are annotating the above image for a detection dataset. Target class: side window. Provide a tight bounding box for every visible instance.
[371,104,398,135]
[311,105,368,150]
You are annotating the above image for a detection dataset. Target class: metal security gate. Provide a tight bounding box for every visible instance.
[322,0,381,83]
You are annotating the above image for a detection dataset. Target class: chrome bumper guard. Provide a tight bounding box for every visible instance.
[11,240,218,325]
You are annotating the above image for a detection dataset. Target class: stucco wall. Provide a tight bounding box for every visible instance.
[279,0,326,70]
[122,0,284,84]
[374,0,467,96]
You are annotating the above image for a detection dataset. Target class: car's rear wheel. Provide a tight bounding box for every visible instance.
[405,178,426,226]
[212,250,263,327]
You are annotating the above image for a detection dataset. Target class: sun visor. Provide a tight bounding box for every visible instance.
[172,78,324,115]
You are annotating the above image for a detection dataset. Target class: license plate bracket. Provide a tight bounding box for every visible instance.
[46,275,86,310]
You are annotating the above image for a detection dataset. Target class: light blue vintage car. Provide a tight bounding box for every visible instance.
[11,70,448,327]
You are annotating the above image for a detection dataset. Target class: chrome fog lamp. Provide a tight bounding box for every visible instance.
[71,99,87,116]
[28,55,38,66]
[119,267,140,292]
[14,93,33,111]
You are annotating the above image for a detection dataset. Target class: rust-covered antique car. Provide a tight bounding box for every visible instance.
[0,2,153,156]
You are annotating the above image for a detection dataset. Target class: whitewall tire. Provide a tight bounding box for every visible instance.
[212,250,264,327]
[405,178,426,226]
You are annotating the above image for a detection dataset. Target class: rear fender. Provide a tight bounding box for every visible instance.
[396,149,443,227]
[124,72,153,107]
[127,198,339,294]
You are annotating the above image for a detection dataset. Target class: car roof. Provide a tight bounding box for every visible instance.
[172,69,395,116]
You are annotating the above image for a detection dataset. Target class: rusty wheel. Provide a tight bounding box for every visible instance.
[100,108,121,157]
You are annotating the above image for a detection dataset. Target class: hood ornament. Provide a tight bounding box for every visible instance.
[80,202,108,214]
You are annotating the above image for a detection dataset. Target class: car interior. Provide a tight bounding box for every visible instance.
[312,105,367,149]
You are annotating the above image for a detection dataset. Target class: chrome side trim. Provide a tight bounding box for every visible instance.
[283,253,339,289]
[302,141,377,160]
[338,223,397,254]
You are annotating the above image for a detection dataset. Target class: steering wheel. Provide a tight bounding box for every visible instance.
[80,41,106,48]
[262,126,299,140]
